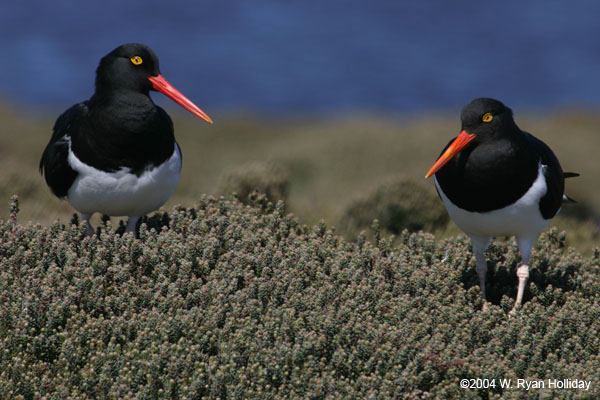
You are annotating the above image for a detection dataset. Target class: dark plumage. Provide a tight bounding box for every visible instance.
[40,43,212,235]
[426,98,577,312]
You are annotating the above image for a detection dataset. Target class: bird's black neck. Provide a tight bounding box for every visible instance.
[436,131,540,212]
[88,90,157,134]
[70,90,176,176]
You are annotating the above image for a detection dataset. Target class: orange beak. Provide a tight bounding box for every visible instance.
[148,74,213,124]
[425,130,476,178]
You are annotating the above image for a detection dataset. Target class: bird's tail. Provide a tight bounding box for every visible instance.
[562,172,579,203]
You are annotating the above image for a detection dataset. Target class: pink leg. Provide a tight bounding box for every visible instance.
[511,237,535,314]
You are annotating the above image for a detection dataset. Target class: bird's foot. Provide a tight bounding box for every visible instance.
[81,214,94,236]
[125,216,141,237]
[511,264,529,314]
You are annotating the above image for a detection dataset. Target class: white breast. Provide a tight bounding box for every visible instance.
[67,144,182,217]
[434,163,551,239]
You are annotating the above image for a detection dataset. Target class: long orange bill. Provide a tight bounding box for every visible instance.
[425,130,476,178]
[148,74,213,124]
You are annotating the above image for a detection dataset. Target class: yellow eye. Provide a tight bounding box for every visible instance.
[130,56,143,65]
[482,113,493,123]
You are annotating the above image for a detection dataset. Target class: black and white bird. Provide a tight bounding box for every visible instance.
[40,43,212,235]
[425,98,577,312]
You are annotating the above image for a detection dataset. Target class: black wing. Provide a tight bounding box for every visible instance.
[39,103,88,198]
[522,131,565,219]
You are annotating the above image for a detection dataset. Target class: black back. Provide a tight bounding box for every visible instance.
[434,98,564,219]
[40,43,176,198]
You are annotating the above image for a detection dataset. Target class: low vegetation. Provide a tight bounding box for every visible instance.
[1,196,599,398]
[217,161,289,207]
[338,176,448,238]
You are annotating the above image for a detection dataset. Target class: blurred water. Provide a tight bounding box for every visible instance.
[1,0,600,115]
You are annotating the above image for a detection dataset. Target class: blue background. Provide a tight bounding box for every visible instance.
[2,0,599,115]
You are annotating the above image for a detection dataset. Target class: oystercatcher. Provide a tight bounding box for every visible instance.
[40,43,212,235]
[425,98,577,312]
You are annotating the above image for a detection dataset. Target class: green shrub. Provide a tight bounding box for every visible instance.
[216,161,288,206]
[1,196,599,399]
[339,176,449,238]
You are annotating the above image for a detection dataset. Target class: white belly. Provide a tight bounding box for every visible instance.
[67,145,182,217]
[434,163,551,240]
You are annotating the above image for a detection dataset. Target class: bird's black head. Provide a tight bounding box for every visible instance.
[92,43,212,123]
[95,43,160,95]
[460,97,519,139]
[425,97,519,178]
